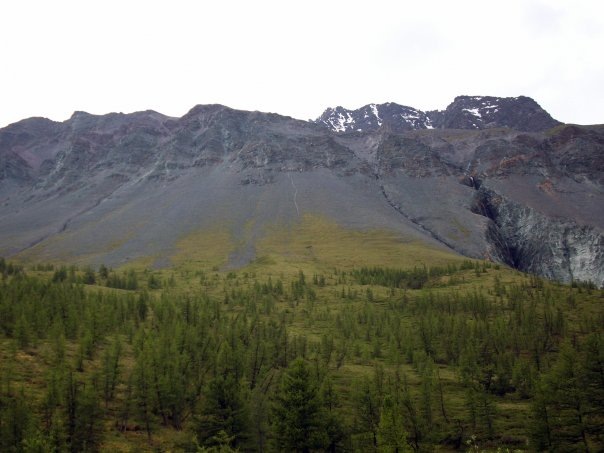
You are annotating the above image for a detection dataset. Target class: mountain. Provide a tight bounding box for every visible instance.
[315,103,434,133]
[0,97,602,286]
[430,95,561,131]
[315,95,560,133]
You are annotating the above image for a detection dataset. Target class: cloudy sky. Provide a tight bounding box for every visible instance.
[1,0,602,128]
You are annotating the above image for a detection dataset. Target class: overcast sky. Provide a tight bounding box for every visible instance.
[1,0,602,128]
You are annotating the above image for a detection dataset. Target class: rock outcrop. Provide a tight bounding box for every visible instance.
[472,187,604,285]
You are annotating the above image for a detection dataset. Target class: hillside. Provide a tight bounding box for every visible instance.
[0,96,602,286]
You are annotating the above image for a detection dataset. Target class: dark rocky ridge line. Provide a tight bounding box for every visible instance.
[315,95,561,133]
[0,97,602,286]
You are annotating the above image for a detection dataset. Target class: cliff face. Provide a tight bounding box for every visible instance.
[473,187,604,285]
[0,97,602,286]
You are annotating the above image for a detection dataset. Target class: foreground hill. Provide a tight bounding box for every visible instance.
[0,96,602,285]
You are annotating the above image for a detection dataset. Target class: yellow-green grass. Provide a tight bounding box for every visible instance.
[133,213,469,296]
[171,226,235,271]
[260,214,461,264]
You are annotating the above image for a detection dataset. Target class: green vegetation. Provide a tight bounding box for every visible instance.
[0,244,603,451]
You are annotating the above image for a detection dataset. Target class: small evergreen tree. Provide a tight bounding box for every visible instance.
[195,374,249,449]
[377,395,410,452]
[354,376,381,449]
[321,377,345,452]
[273,358,327,452]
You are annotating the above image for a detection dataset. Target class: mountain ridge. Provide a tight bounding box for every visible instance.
[315,95,561,133]
[0,96,602,286]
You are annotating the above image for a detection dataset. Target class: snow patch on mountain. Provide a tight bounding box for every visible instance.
[370,104,382,126]
[330,111,354,133]
[464,108,482,118]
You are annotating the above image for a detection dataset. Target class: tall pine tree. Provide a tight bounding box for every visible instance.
[272,358,327,452]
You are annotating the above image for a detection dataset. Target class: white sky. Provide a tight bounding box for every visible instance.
[1,0,602,128]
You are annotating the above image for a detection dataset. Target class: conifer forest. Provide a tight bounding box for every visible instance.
[0,257,602,452]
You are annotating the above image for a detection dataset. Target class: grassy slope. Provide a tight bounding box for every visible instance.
[170,214,463,277]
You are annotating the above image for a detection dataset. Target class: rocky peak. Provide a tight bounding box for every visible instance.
[0,117,62,148]
[314,102,434,134]
[316,96,561,133]
[181,104,235,120]
[431,95,561,132]
[65,109,171,134]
